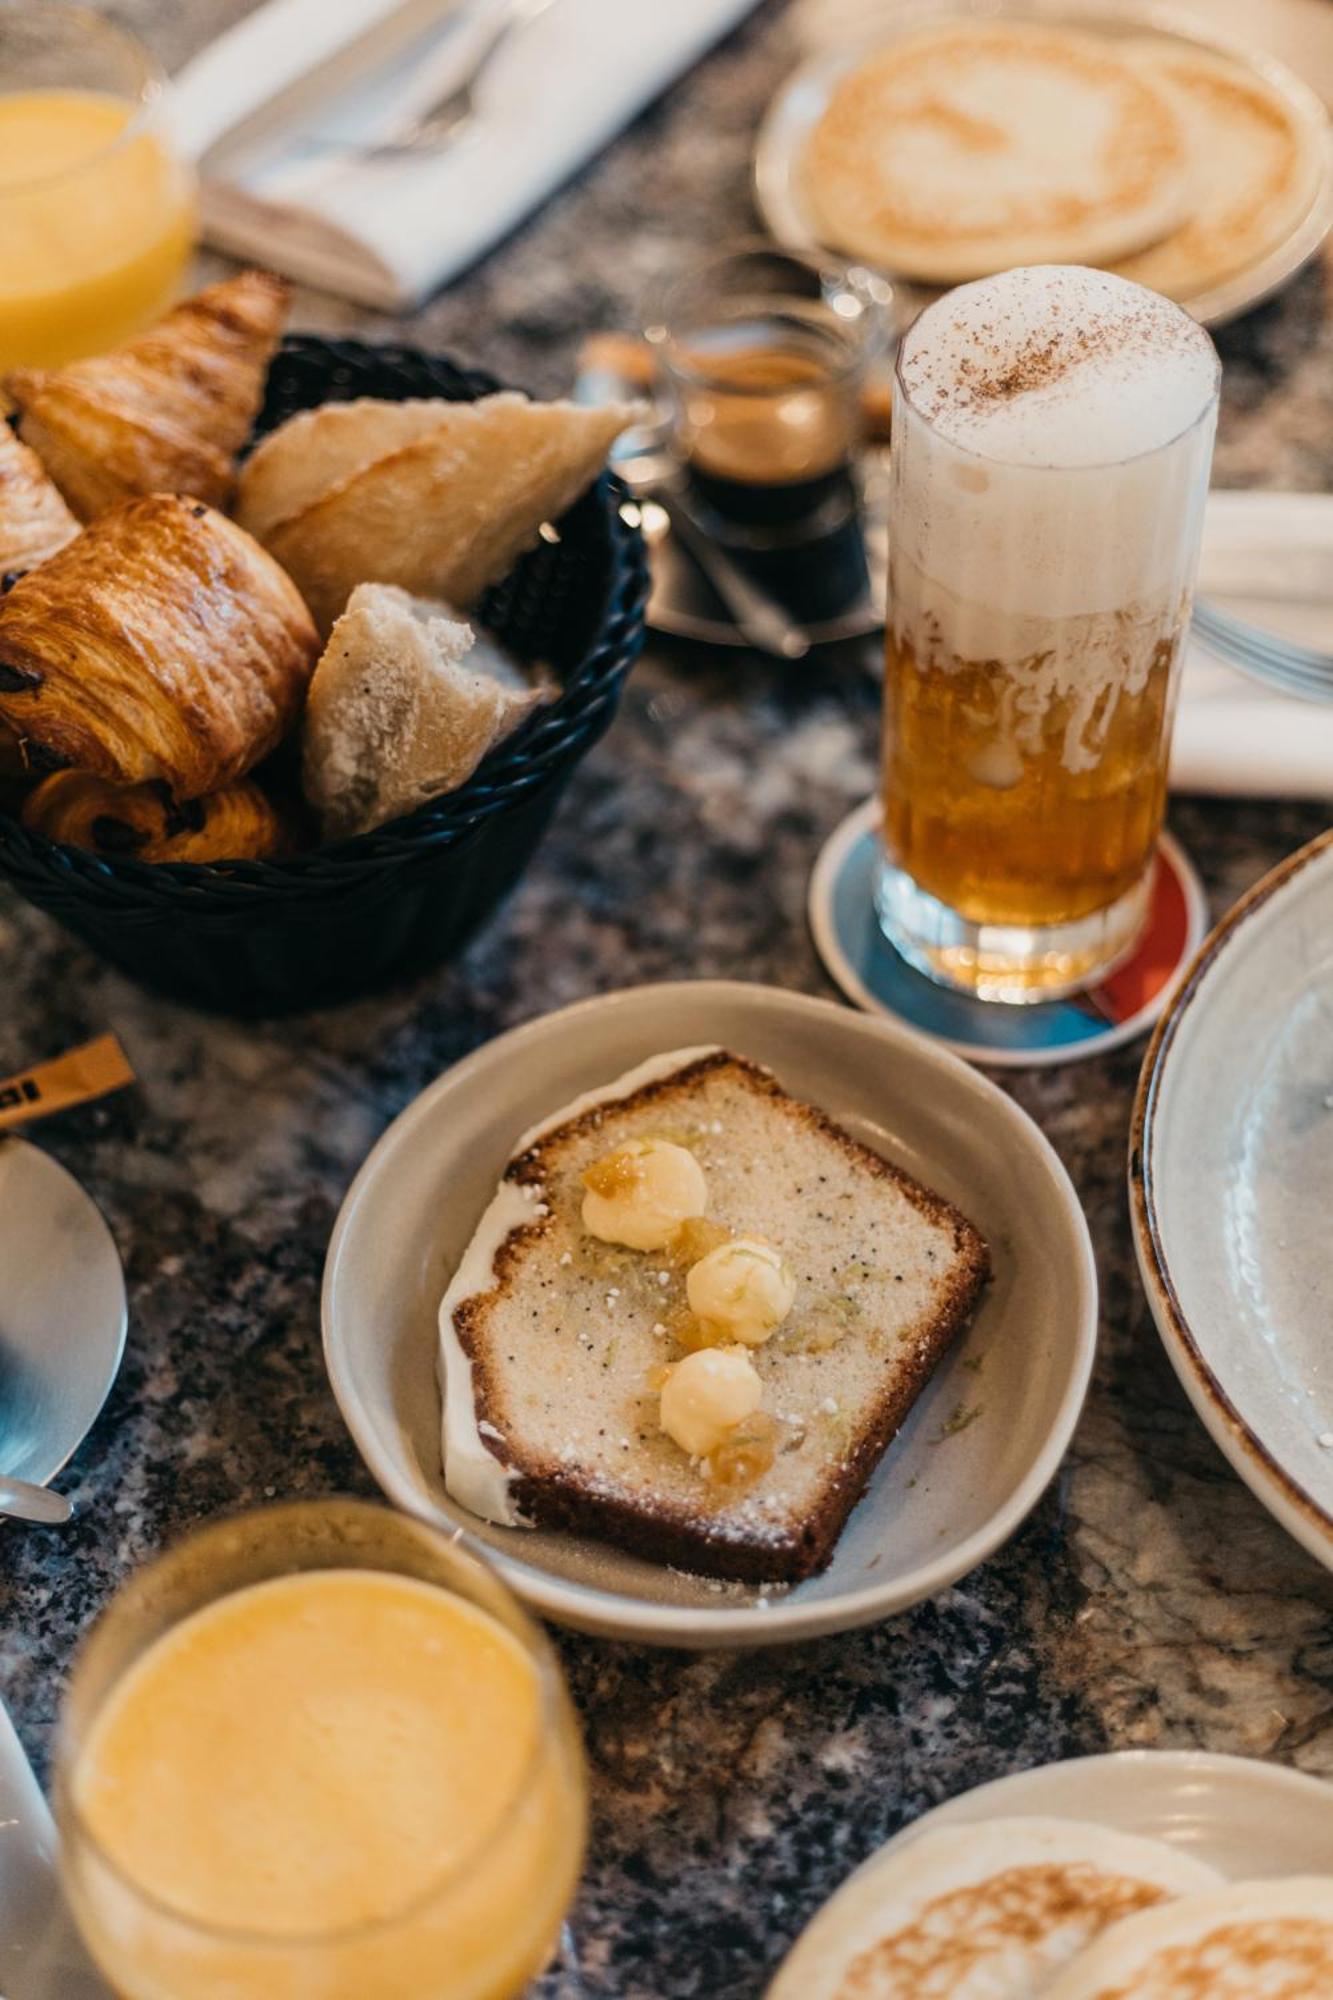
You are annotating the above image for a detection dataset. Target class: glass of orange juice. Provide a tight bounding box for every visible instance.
[0,4,196,370]
[55,1499,588,2000]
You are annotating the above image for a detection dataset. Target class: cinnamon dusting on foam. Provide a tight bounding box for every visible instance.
[899,266,1217,466]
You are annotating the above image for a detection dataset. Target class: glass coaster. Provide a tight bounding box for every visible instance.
[808,799,1208,1068]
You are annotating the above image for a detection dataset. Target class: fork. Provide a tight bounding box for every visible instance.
[1191,596,1333,704]
[352,0,555,161]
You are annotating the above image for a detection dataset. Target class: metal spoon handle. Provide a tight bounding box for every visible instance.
[0,1475,73,1525]
[655,489,811,660]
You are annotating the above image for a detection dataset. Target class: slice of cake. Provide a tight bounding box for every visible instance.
[439,1049,990,1584]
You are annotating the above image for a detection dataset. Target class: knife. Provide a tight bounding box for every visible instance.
[194,0,469,173]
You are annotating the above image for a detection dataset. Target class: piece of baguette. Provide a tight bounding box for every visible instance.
[237,392,634,632]
[440,1050,990,1584]
[302,582,548,839]
[235,398,455,544]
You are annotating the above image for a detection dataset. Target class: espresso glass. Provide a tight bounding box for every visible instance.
[646,243,889,624]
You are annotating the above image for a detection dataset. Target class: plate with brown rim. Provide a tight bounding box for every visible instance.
[1132,829,1333,1569]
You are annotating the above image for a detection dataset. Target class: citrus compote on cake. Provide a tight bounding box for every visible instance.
[439,1049,989,1583]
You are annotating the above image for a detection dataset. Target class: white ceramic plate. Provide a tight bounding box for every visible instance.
[770,1748,1333,1993]
[1132,831,1333,1571]
[886,1750,1333,1876]
[323,982,1096,1647]
[755,6,1333,331]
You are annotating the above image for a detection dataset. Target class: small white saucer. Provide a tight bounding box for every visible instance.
[323,981,1096,1648]
[810,799,1208,1069]
[887,1750,1333,1878]
[769,1749,1333,1994]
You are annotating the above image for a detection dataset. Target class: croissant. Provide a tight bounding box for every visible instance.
[5,270,289,521]
[235,392,634,632]
[0,422,79,576]
[21,770,292,863]
[0,495,319,799]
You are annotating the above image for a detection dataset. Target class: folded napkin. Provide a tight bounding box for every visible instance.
[1173,491,1333,799]
[171,0,760,309]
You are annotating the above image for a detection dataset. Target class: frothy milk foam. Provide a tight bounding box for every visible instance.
[890,266,1219,770]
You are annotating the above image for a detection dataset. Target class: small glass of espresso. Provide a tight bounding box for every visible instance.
[646,243,889,625]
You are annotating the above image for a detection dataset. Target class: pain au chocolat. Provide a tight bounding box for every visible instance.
[5,270,289,522]
[21,770,291,864]
[0,495,318,799]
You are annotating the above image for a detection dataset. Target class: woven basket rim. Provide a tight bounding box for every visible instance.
[0,335,649,908]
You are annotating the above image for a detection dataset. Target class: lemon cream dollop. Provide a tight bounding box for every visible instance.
[580,1137,707,1251]
[685,1236,796,1347]
[659,1346,762,1458]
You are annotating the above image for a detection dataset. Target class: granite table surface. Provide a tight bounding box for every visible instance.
[4,2,1333,1994]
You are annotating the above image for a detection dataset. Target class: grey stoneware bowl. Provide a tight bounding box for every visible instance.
[323,982,1097,1647]
[1133,828,1333,1570]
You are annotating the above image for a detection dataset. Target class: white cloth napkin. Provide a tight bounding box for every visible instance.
[171,0,760,309]
[1173,491,1333,799]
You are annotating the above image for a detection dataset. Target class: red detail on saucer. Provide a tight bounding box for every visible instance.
[1091,852,1191,1025]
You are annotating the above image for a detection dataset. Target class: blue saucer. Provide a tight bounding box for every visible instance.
[809,800,1207,1068]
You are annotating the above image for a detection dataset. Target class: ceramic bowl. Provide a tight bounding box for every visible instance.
[324,981,1097,1646]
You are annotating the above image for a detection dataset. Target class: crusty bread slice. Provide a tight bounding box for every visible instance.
[302,583,548,838]
[234,398,455,543]
[443,1051,989,1584]
[237,392,634,633]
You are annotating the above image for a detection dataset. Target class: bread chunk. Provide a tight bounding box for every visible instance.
[301,583,547,838]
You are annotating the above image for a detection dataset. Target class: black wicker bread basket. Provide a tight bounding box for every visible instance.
[0,338,649,1015]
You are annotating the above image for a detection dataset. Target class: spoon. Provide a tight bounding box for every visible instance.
[0,1474,72,1525]
[0,1137,126,1522]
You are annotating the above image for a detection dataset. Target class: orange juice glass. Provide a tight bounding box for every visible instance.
[55,1500,588,2000]
[0,5,196,369]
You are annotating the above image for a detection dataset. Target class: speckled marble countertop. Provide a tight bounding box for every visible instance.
[4,2,1333,1994]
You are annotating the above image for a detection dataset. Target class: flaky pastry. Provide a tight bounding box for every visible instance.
[0,423,80,577]
[6,270,289,520]
[0,495,318,798]
[21,769,291,863]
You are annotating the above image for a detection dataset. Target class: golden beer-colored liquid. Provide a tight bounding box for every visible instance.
[882,630,1179,929]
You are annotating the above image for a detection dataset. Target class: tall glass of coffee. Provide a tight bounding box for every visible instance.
[879,265,1219,1002]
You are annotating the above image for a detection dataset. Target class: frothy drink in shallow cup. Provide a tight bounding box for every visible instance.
[55,1502,587,2000]
[879,264,1218,1002]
